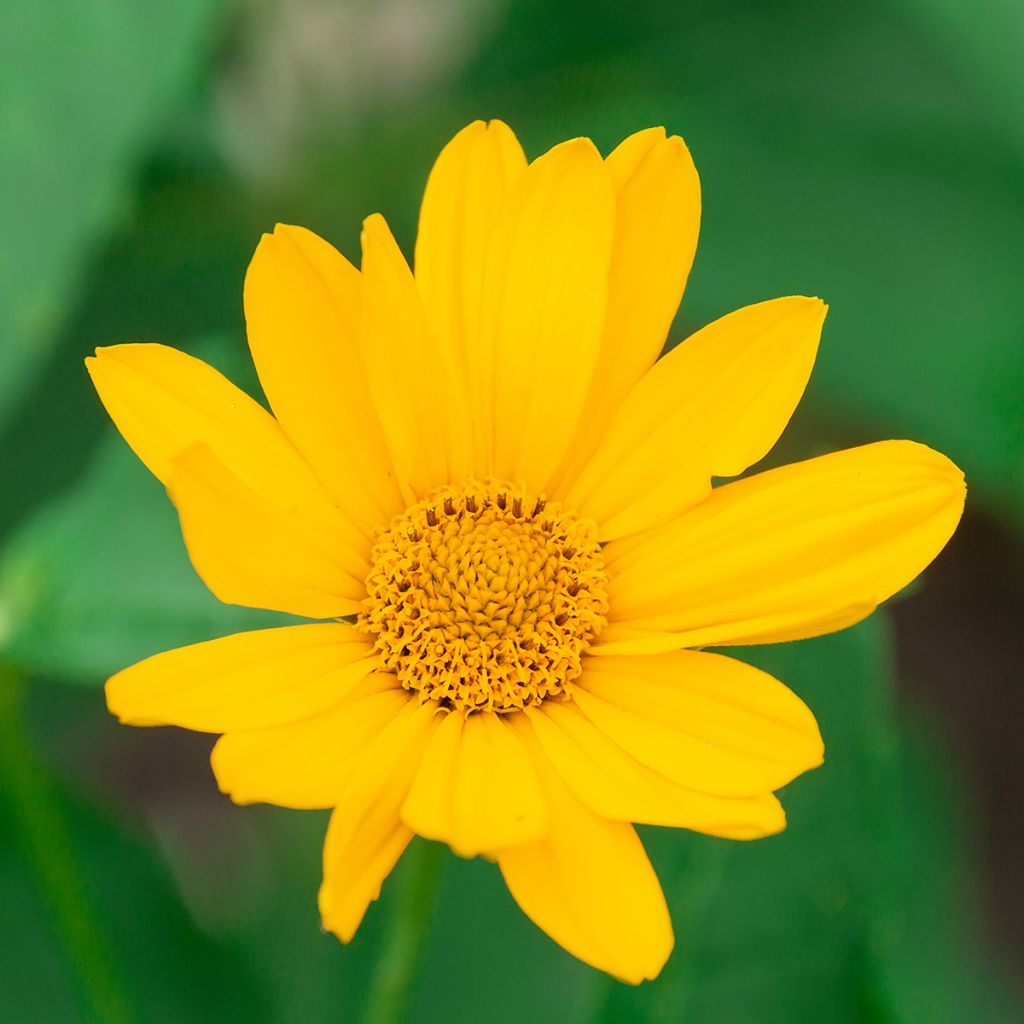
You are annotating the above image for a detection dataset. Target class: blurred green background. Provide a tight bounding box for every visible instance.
[2,1,1023,1021]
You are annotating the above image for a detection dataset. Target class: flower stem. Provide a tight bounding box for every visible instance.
[0,668,134,1023]
[362,838,447,1024]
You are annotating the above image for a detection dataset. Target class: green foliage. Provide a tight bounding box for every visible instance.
[0,678,267,1023]
[0,0,222,431]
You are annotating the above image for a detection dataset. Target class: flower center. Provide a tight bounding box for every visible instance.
[359,481,609,712]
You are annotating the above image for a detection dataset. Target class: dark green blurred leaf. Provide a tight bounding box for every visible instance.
[0,679,268,1023]
[592,618,1018,1023]
[0,364,290,681]
[0,0,223,432]
[891,0,1024,150]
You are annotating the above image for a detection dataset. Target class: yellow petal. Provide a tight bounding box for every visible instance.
[212,676,407,809]
[401,710,548,857]
[359,213,471,497]
[414,120,527,476]
[498,718,672,984]
[603,440,966,648]
[568,297,826,539]
[527,700,785,838]
[168,444,366,619]
[86,343,336,513]
[571,651,823,798]
[552,128,702,495]
[319,698,440,942]
[479,138,615,489]
[106,623,376,733]
[243,224,403,529]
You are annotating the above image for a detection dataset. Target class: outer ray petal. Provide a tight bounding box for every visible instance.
[106,623,376,732]
[570,651,822,798]
[479,138,615,489]
[168,444,366,619]
[212,676,406,809]
[359,213,471,497]
[319,698,441,942]
[601,440,966,649]
[552,128,701,494]
[498,718,672,984]
[414,120,527,475]
[527,700,786,838]
[244,224,403,529]
[568,297,826,539]
[86,343,341,516]
[401,710,548,857]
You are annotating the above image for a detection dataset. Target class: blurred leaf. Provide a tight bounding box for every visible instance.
[0,0,223,433]
[591,618,1019,1023]
[156,802,595,1023]
[867,726,1022,1021]
[0,678,268,1023]
[890,0,1024,150]
[0,338,289,682]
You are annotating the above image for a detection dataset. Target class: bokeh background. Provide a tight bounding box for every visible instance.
[2,1,1023,1021]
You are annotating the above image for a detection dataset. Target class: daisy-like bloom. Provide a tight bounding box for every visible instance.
[88,121,965,983]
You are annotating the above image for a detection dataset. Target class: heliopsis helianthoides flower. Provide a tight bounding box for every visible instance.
[87,120,965,983]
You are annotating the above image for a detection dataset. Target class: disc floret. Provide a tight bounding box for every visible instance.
[359,481,609,712]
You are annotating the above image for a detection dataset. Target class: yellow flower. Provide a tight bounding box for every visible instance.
[87,121,964,983]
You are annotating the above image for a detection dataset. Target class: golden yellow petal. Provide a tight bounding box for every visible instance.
[571,651,823,798]
[86,343,335,513]
[551,129,701,495]
[527,701,786,838]
[414,120,527,477]
[106,623,376,733]
[359,213,471,496]
[478,138,615,490]
[604,440,966,648]
[168,444,365,619]
[243,224,403,529]
[498,718,673,984]
[569,297,826,539]
[401,710,548,857]
[318,698,440,942]
[212,676,406,809]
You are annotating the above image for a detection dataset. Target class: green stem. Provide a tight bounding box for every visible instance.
[362,838,447,1024]
[0,669,134,1023]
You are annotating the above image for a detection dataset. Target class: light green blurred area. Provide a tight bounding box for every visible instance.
[1,1,1022,1021]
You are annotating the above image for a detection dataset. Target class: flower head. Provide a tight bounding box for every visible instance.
[88,120,965,983]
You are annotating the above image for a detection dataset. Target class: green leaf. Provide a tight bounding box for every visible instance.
[0,677,269,1023]
[0,0,223,432]
[590,618,1019,1023]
